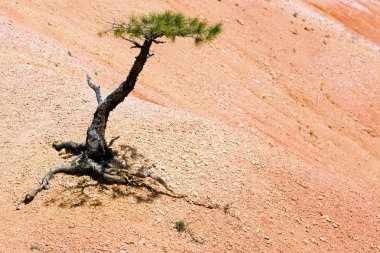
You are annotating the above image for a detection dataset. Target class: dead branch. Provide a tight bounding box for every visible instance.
[86,75,103,104]
[152,39,165,44]
[121,36,142,48]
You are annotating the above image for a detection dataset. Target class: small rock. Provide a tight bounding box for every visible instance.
[264,235,270,240]
[320,236,327,242]
[250,160,258,165]
[236,19,245,25]
[137,239,146,246]
[322,215,331,222]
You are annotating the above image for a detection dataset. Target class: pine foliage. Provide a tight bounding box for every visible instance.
[108,11,222,45]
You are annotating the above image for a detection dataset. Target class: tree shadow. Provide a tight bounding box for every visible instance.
[54,143,166,208]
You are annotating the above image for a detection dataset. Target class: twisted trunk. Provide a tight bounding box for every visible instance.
[86,40,153,161]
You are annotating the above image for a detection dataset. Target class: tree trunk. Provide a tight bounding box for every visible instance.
[86,40,153,161]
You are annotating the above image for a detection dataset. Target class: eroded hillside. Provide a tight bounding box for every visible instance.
[0,0,379,252]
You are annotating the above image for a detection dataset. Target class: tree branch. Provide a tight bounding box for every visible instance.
[121,36,142,48]
[152,39,165,44]
[87,75,103,104]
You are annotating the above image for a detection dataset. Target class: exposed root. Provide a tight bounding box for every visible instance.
[52,141,86,155]
[21,153,175,205]
[22,163,84,204]
[138,182,219,209]
[22,144,222,213]
[86,159,174,193]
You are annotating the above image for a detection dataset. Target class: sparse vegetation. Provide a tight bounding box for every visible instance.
[175,220,185,232]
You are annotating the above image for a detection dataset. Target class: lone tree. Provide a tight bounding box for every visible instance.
[22,11,222,204]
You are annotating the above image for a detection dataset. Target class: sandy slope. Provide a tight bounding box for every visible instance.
[0,0,379,252]
[306,0,380,45]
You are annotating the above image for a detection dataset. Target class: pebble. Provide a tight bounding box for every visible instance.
[322,215,331,222]
[250,161,258,165]
[236,19,245,25]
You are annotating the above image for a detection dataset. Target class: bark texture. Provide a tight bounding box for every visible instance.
[86,40,152,161]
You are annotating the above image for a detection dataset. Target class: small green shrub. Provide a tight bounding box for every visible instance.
[175,220,185,232]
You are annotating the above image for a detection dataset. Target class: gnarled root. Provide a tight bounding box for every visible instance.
[52,141,86,155]
[87,159,174,193]
[22,157,176,205]
[22,163,83,204]
[22,146,220,211]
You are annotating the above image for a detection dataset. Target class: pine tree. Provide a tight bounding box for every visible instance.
[23,11,222,204]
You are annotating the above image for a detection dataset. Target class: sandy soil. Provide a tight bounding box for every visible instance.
[306,0,380,45]
[0,0,379,252]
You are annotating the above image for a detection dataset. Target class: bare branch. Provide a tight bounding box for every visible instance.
[86,75,103,104]
[121,36,142,48]
[152,39,165,44]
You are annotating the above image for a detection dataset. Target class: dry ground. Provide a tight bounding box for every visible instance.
[0,0,379,252]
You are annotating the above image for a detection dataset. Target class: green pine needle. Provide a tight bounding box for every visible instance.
[107,11,222,45]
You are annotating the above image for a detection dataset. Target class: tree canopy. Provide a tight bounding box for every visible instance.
[106,11,223,45]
